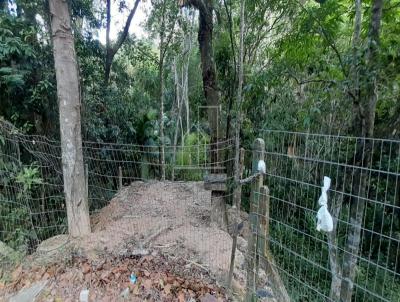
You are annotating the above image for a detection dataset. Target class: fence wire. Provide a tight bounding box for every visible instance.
[2,118,399,301]
[0,119,237,283]
[246,130,400,302]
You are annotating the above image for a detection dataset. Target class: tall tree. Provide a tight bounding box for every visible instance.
[159,3,166,180]
[229,0,245,290]
[49,0,91,237]
[340,0,384,300]
[327,0,363,299]
[181,0,220,165]
[149,0,178,180]
[105,0,140,84]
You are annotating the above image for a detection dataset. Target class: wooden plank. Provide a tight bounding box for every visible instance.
[204,173,227,191]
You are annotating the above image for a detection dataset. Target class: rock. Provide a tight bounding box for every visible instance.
[256,288,274,298]
[236,236,247,253]
[9,280,48,302]
[35,235,71,266]
[200,293,218,302]
[231,278,245,298]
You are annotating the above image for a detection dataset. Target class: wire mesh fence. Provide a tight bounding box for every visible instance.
[2,117,400,301]
[0,119,236,281]
[244,130,400,301]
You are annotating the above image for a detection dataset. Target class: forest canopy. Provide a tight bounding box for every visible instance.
[0,0,398,145]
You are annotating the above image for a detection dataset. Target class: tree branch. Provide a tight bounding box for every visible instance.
[105,0,141,83]
[182,0,208,14]
[112,0,141,55]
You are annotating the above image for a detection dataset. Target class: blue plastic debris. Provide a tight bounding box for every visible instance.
[129,273,137,284]
[256,288,273,298]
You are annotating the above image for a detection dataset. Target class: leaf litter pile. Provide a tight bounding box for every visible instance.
[3,251,228,301]
[1,181,255,301]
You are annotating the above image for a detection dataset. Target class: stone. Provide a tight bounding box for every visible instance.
[9,280,48,302]
[119,287,129,299]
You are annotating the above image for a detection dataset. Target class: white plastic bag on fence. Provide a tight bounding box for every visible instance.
[316,176,333,232]
[257,160,266,174]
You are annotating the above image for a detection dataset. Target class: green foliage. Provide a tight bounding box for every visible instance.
[15,166,42,192]
[0,0,399,299]
[173,132,209,181]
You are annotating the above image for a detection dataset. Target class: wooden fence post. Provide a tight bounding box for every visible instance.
[85,163,89,208]
[257,186,269,261]
[258,175,291,302]
[118,166,123,189]
[245,138,265,302]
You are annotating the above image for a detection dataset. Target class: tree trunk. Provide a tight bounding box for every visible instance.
[340,0,383,300]
[327,195,343,301]
[105,0,112,84]
[159,54,166,180]
[230,2,246,289]
[183,0,220,166]
[49,0,91,237]
[198,2,220,166]
[329,0,362,299]
[182,13,193,134]
[172,57,182,180]
[234,0,245,175]
[159,2,166,181]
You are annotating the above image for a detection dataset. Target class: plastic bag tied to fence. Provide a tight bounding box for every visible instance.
[316,176,333,233]
[257,160,266,174]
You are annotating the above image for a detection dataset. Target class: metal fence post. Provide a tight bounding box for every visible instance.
[245,138,265,302]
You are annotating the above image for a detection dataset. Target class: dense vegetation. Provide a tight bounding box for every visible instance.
[0,0,399,300]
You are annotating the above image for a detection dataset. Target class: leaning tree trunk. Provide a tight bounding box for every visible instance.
[49,0,91,237]
[340,0,383,300]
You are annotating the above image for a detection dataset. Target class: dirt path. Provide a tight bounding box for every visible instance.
[85,181,235,280]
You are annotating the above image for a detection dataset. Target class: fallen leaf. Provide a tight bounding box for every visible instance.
[143,270,150,277]
[131,284,140,295]
[164,283,172,295]
[177,291,185,302]
[143,278,152,290]
[11,265,22,280]
[82,263,91,274]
